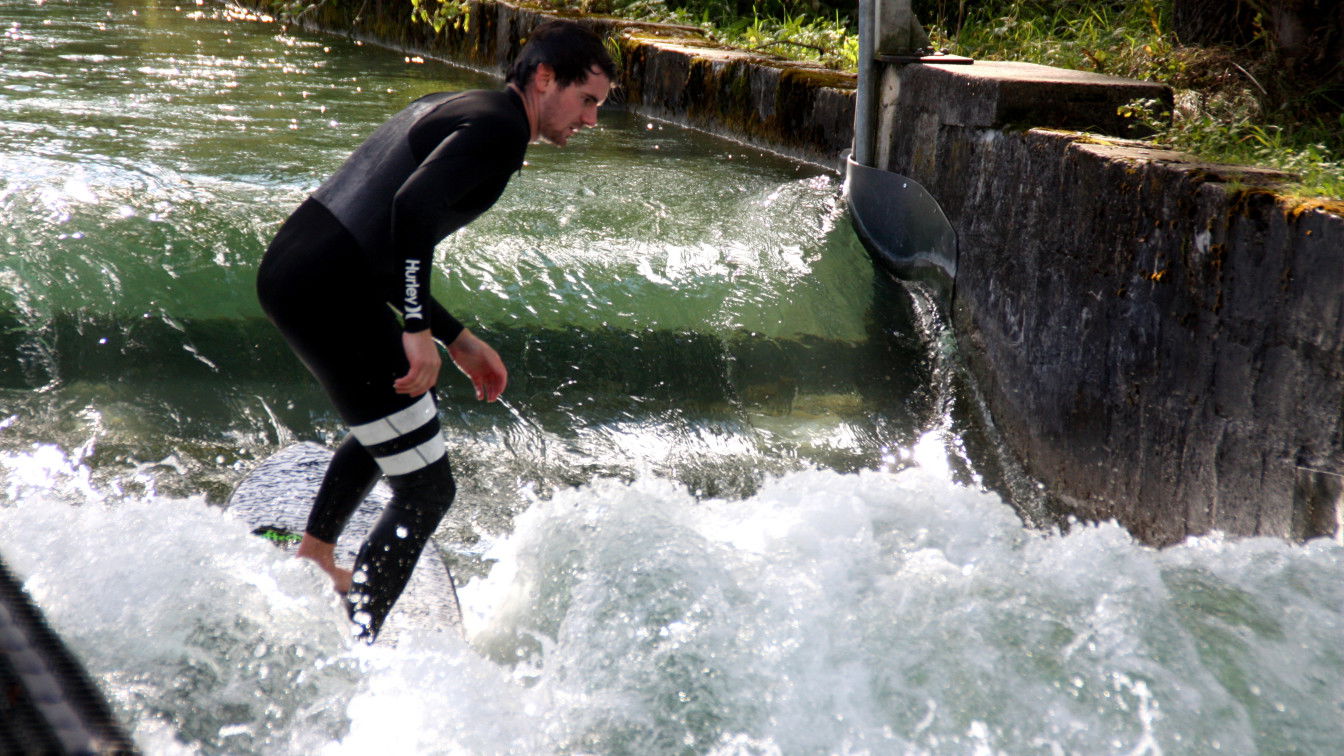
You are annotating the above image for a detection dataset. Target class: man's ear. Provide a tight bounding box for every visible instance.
[533,63,556,92]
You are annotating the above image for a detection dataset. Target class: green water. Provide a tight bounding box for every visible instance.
[0,0,936,514]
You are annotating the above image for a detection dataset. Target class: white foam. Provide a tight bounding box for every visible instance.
[1,444,1341,754]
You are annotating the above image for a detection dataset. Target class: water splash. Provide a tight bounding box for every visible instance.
[458,464,1344,754]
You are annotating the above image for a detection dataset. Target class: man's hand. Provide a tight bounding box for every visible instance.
[447,328,508,402]
[394,329,441,396]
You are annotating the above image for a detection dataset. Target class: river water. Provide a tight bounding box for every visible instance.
[1,1,1341,753]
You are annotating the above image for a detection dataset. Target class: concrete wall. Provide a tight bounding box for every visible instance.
[874,61,1344,545]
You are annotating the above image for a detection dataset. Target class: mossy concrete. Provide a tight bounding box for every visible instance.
[871,61,1344,545]
[235,0,855,165]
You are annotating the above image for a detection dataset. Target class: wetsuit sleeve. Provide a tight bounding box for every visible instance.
[429,296,465,345]
[390,120,522,333]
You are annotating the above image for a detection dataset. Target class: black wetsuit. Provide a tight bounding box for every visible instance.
[257,88,530,640]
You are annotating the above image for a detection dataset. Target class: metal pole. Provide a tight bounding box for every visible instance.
[853,0,875,168]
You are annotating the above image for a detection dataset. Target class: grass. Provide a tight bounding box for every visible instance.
[532,0,860,70]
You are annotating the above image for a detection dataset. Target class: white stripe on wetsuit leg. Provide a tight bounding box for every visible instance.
[373,434,446,476]
[349,394,437,446]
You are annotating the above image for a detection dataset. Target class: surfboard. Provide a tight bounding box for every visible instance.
[225,442,464,642]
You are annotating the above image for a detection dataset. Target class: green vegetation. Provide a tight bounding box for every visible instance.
[410,0,470,33]
[532,0,859,69]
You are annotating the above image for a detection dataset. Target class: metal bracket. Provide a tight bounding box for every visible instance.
[875,52,974,65]
[854,0,974,167]
[874,0,930,57]
[874,1,973,64]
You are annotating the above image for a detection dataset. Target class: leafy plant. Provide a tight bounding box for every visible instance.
[410,0,471,34]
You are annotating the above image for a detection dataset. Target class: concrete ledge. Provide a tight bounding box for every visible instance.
[876,61,1172,173]
[884,61,1171,134]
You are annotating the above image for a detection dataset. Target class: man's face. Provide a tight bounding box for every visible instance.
[534,64,611,147]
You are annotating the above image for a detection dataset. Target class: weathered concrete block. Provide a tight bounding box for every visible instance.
[881,60,1171,137]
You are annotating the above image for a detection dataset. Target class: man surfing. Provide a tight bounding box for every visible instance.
[256,20,617,641]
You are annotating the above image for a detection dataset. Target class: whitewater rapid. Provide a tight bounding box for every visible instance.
[2,438,1340,754]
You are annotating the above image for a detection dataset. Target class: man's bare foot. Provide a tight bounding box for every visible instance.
[296,533,353,595]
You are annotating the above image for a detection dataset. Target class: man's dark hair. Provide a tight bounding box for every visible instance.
[506,20,617,89]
